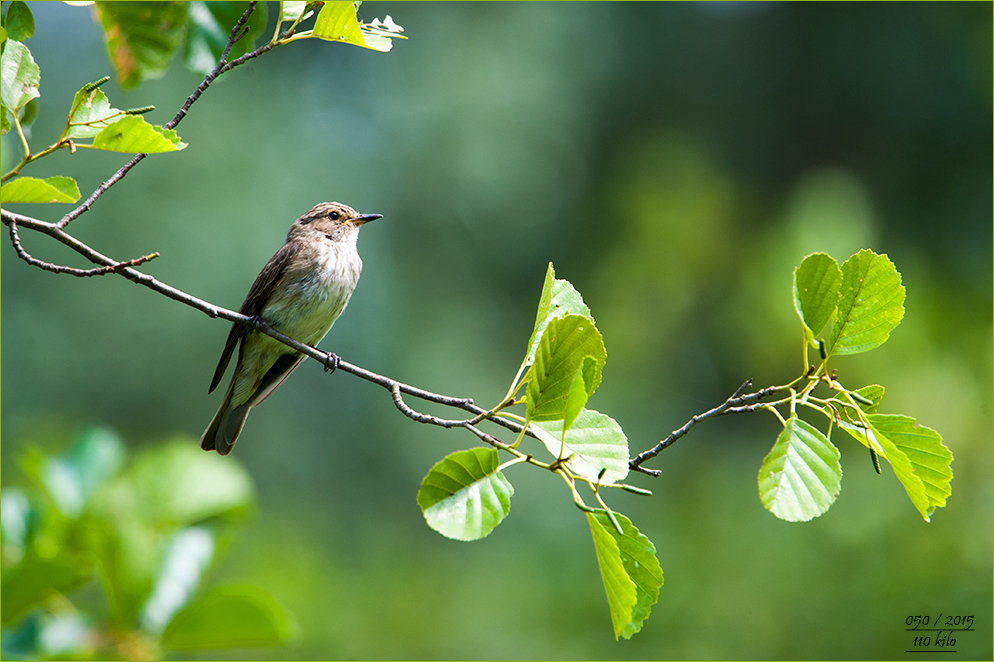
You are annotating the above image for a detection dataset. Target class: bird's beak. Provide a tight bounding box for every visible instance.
[354,213,383,226]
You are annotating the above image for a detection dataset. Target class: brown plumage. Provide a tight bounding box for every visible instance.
[201,202,382,455]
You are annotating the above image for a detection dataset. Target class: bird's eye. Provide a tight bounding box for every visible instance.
[328,211,340,220]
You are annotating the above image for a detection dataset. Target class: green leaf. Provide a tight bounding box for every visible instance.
[309,2,404,52]
[311,2,365,45]
[758,417,841,521]
[869,414,952,521]
[827,249,906,356]
[279,1,308,23]
[837,415,931,521]
[90,115,187,152]
[525,263,593,367]
[183,1,268,77]
[161,585,300,651]
[1,176,80,203]
[1,555,93,625]
[562,359,593,431]
[94,1,187,89]
[0,39,40,112]
[4,2,34,42]
[417,447,513,541]
[586,510,661,640]
[525,314,606,422]
[1,101,9,134]
[112,438,255,525]
[67,80,125,139]
[531,408,629,483]
[793,252,841,341]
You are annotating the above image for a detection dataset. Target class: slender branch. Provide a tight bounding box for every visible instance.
[8,220,159,276]
[628,380,791,476]
[57,2,265,230]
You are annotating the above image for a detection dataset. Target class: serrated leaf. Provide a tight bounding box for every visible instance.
[5,2,34,42]
[531,408,629,483]
[525,263,593,366]
[309,2,405,52]
[184,1,267,77]
[417,448,513,541]
[161,585,300,651]
[90,115,186,152]
[838,415,931,521]
[525,314,606,422]
[586,510,661,639]
[1,176,80,203]
[869,414,952,520]
[95,1,187,89]
[793,252,841,341]
[67,83,124,139]
[1,39,39,112]
[758,417,841,521]
[828,249,905,356]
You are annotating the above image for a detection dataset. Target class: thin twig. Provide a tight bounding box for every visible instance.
[58,2,264,230]
[628,380,791,476]
[8,220,159,276]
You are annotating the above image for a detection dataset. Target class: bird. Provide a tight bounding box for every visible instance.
[201,202,382,455]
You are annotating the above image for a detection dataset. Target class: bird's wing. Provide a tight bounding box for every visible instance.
[208,239,303,393]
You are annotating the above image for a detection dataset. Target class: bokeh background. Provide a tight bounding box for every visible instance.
[3,2,991,659]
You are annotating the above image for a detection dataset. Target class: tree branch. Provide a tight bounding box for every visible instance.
[628,380,791,476]
[8,219,159,276]
[57,2,266,230]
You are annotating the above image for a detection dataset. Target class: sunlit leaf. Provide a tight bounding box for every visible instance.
[586,510,661,639]
[869,414,952,521]
[525,314,606,422]
[4,2,34,42]
[90,115,186,152]
[793,252,841,341]
[828,249,905,356]
[531,408,629,483]
[417,447,513,541]
[758,417,841,521]
[525,263,593,366]
[309,2,405,52]
[162,584,300,650]
[94,1,187,89]
[279,1,307,23]
[67,80,125,139]
[1,176,80,203]
[1,39,40,112]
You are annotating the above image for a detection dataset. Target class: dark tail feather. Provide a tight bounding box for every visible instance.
[201,391,251,456]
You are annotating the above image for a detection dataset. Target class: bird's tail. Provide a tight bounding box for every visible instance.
[200,386,251,456]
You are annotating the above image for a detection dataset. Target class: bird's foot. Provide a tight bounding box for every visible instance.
[323,351,340,373]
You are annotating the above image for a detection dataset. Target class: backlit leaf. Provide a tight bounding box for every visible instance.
[417,448,513,541]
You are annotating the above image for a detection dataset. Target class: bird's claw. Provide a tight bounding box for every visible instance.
[324,352,340,373]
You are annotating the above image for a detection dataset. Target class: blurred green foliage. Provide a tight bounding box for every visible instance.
[0,427,298,659]
[2,1,991,659]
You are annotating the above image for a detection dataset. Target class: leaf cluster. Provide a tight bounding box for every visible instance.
[0,428,297,659]
[756,250,953,522]
[417,264,660,639]
[0,1,404,202]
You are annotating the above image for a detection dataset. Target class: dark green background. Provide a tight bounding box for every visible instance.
[3,2,991,659]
